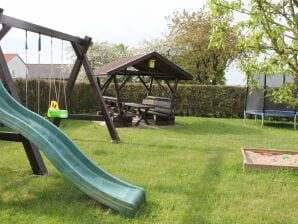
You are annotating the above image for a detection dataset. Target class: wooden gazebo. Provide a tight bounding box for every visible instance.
[94,51,192,126]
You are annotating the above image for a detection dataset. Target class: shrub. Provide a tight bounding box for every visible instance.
[13,80,246,118]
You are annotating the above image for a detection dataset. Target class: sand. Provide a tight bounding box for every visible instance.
[243,149,298,168]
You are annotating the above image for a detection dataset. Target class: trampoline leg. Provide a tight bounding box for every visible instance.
[254,115,257,122]
[294,115,296,130]
[261,114,264,127]
[243,111,246,125]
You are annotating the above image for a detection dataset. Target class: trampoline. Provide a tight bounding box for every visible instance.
[244,74,298,129]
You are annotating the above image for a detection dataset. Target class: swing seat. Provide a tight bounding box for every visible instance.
[47,109,68,118]
[47,100,68,118]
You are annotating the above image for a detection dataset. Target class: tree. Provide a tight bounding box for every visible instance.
[68,41,132,81]
[168,9,240,84]
[87,42,131,70]
[135,38,172,59]
[138,9,240,85]
[208,0,298,103]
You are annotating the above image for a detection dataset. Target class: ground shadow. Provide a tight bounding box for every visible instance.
[181,149,224,223]
[263,121,295,130]
[166,119,262,136]
[0,167,33,191]
[0,167,123,222]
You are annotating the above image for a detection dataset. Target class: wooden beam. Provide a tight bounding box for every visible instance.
[0,24,11,40]
[0,46,21,101]
[96,77,101,88]
[173,78,179,94]
[147,77,153,96]
[0,46,48,175]
[0,11,88,45]
[138,75,150,91]
[101,75,114,94]
[164,79,174,93]
[68,114,105,121]
[0,131,24,142]
[118,70,169,76]
[155,78,169,95]
[0,133,48,175]
[118,75,132,91]
[72,41,120,142]
[168,78,178,110]
[53,58,83,126]
[65,61,83,99]
[53,38,90,126]
[22,139,48,175]
[113,75,122,114]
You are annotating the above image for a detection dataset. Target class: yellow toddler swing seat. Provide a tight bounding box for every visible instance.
[47,100,68,118]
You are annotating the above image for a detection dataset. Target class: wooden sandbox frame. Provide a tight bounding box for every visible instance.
[241,148,298,171]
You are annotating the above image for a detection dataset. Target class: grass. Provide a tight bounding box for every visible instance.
[0,117,297,224]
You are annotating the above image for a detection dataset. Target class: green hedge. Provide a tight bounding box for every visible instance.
[13,79,246,118]
[176,85,246,117]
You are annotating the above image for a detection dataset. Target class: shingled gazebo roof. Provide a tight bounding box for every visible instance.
[93,51,192,80]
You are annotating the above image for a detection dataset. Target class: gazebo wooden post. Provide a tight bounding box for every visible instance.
[147,77,154,96]
[164,79,174,94]
[169,78,179,110]
[164,78,179,100]
[113,75,122,115]
[154,78,170,97]
[138,76,150,92]
[96,77,101,88]
[101,75,114,94]
[118,75,132,90]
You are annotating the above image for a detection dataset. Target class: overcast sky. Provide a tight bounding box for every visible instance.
[0,0,245,85]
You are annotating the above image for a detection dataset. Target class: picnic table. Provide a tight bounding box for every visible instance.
[123,102,154,126]
[103,96,118,104]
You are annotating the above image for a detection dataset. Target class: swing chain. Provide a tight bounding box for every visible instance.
[25,30,28,108]
[60,40,67,110]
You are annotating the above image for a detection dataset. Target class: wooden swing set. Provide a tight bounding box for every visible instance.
[0,8,120,175]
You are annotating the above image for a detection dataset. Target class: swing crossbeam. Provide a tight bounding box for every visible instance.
[0,9,88,44]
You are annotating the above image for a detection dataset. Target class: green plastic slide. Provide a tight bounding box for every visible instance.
[0,81,145,218]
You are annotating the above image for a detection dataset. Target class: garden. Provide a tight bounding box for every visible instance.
[0,0,297,223]
[0,118,297,224]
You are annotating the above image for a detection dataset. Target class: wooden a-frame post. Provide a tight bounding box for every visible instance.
[0,45,47,175]
[53,37,120,142]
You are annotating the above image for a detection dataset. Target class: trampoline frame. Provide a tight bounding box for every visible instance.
[244,110,297,129]
[244,74,297,129]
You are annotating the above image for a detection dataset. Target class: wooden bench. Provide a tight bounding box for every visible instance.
[141,96,175,125]
[101,96,135,127]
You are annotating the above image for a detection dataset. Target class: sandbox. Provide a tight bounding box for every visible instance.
[241,148,298,171]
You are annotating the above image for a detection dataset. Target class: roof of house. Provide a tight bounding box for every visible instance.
[93,51,193,80]
[4,53,18,62]
[27,64,71,80]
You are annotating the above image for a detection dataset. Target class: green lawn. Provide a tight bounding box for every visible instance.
[0,117,297,224]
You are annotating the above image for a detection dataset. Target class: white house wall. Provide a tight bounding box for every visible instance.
[7,56,27,78]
